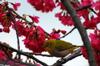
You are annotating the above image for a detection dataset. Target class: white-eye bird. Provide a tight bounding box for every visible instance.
[43,39,80,57]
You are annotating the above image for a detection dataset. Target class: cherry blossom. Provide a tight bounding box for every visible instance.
[11,3,21,10]
[29,16,39,23]
[0,50,7,61]
[55,12,74,26]
[23,26,46,53]
[27,0,55,12]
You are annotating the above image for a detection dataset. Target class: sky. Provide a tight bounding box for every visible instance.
[0,0,90,66]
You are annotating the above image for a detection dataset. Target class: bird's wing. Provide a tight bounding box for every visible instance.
[54,45,67,51]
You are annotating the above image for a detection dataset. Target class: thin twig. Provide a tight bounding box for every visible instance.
[59,27,76,39]
[76,4,92,11]
[13,21,21,59]
[75,4,97,14]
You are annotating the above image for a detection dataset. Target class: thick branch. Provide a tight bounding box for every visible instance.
[0,42,48,66]
[61,0,96,66]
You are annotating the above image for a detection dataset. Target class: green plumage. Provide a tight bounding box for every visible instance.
[43,39,80,57]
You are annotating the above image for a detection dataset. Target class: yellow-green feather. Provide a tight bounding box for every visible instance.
[43,39,80,56]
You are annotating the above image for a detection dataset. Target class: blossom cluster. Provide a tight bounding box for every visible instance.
[55,12,74,26]
[27,0,55,12]
[23,26,46,53]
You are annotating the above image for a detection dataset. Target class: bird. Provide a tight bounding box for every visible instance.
[43,39,81,57]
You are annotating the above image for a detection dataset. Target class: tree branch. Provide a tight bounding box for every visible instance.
[75,4,97,14]
[12,18,21,59]
[52,49,82,66]
[1,57,36,66]
[59,27,76,39]
[76,4,92,11]
[0,41,48,66]
[22,52,54,57]
[9,58,36,66]
[7,10,21,59]
[61,0,96,66]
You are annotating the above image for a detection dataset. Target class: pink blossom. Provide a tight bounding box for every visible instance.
[23,26,46,53]
[60,15,74,26]
[81,0,93,6]
[49,29,60,39]
[83,14,99,29]
[11,3,21,10]
[55,12,74,26]
[77,9,89,17]
[12,20,27,36]
[57,2,66,10]
[89,31,100,51]
[0,13,11,33]
[92,1,100,10]
[83,20,96,29]
[55,12,62,17]
[0,50,7,61]
[81,46,88,59]
[29,16,39,23]
[50,32,60,39]
[60,30,66,34]
[96,12,100,23]
[3,27,10,33]
[27,0,55,12]
[35,63,41,66]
